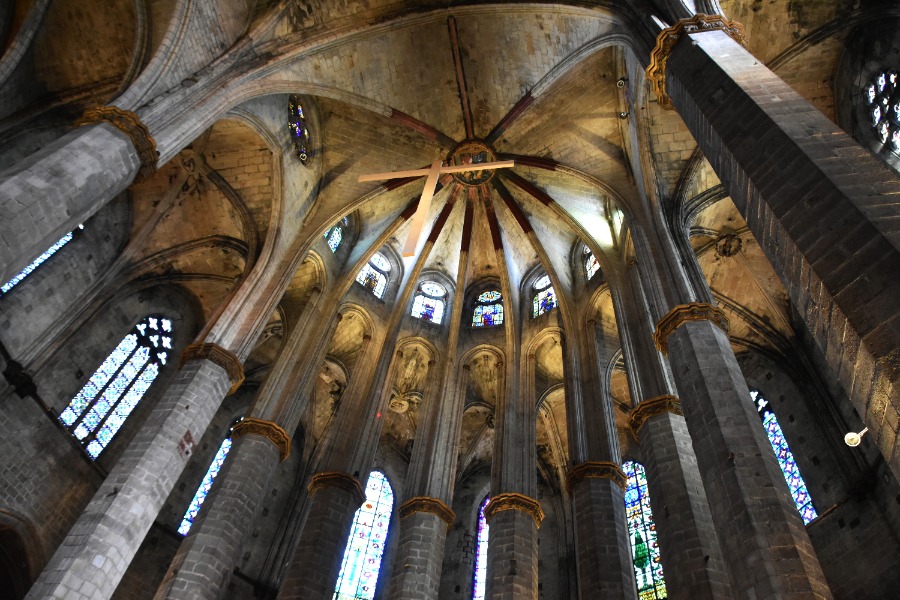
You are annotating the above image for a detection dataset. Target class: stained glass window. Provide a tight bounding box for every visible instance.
[289,95,311,164]
[178,420,241,535]
[1,227,81,296]
[863,69,900,154]
[325,226,343,252]
[750,389,818,524]
[532,275,557,317]
[472,496,490,600]
[334,471,394,600]
[411,281,446,324]
[472,290,504,327]
[356,252,390,299]
[585,249,601,281]
[60,315,173,459]
[623,461,666,600]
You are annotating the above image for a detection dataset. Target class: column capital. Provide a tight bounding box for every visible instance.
[398,496,456,530]
[180,342,245,394]
[76,105,158,179]
[307,472,365,506]
[232,417,291,461]
[653,302,729,354]
[628,395,684,440]
[567,461,627,493]
[646,14,747,109]
[484,492,544,527]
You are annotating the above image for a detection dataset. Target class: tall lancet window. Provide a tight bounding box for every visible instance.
[472,290,503,327]
[750,388,818,524]
[1,226,82,296]
[324,216,350,253]
[334,471,394,600]
[59,315,173,459]
[411,281,446,324]
[356,252,390,299]
[532,274,557,317]
[623,460,666,600]
[472,496,490,600]
[288,95,311,164]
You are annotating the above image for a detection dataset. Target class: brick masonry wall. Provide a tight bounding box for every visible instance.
[387,511,448,600]
[485,508,538,600]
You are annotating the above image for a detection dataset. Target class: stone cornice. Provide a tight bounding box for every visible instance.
[628,395,683,440]
[398,496,456,530]
[653,302,729,354]
[76,106,158,179]
[484,492,544,528]
[179,343,245,394]
[567,461,627,493]
[646,14,747,109]
[232,417,291,461]
[307,472,365,506]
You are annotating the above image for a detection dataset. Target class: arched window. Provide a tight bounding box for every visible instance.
[411,280,447,324]
[177,418,242,535]
[623,460,666,600]
[324,216,350,253]
[334,471,394,600]
[288,95,311,164]
[532,274,557,317]
[750,388,818,524]
[584,247,601,281]
[1,226,82,296]
[472,496,490,600]
[472,290,504,327]
[356,252,390,299]
[863,69,900,154]
[59,315,173,459]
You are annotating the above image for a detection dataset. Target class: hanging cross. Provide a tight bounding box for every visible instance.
[359,159,515,256]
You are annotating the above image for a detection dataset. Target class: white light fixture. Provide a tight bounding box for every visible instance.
[844,427,869,447]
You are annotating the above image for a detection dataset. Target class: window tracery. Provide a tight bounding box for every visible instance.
[750,388,818,524]
[472,290,504,327]
[356,251,390,298]
[532,274,557,317]
[411,280,446,324]
[623,460,667,600]
[864,69,900,154]
[334,471,394,600]
[59,315,173,459]
[472,496,490,600]
[288,95,311,164]
[1,227,82,296]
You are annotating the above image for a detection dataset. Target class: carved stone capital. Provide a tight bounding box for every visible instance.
[307,472,365,506]
[76,106,158,179]
[398,496,456,530]
[232,417,291,461]
[567,461,627,493]
[653,302,729,354]
[628,395,683,440]
[646,14,747,109]
[484,493,544,527]
[179,343,245,394]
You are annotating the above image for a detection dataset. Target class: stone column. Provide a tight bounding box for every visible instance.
[389,498,455,600]
[484,493,544,600]
[616,264,732,599]
[652,14,900,476]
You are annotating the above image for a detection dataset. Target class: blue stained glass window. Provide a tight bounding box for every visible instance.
[334,471,394,600]
[178,428,237,535]
[289,95,311,164]
[472,289,504,327]
[326,226,343,252]
[623,461,667,600]
[472,496,490,600]
[477,291,501,303]
[864,69,900,154]
[411,280,446,324]
[1,231,75,295]
[750,389,818,524]
[532,288,557,317]
[60,315,173,459]
[357,252,390,299]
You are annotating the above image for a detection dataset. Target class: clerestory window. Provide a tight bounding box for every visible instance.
[532,274,557,317]
[864,69,900,154]
[411,280,447,324]
[356,252,390,299]
[324,216,350,253]
[472,290,504,327]
[288,95,311,164]
[584,246,601,281]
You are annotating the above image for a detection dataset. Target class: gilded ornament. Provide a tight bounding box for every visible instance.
[179,342,245,394]
[484,492,544,527]
[566,461,627,493]
[76,105,159,179]
[628,395,683,440]
[232,417,291,461]
[653,302,729,354]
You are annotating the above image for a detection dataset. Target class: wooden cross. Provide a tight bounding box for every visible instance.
[359,159,515,256]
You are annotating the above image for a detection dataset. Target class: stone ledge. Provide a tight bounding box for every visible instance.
[232,417,291,461]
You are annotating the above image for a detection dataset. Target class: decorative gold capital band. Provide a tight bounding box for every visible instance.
[484,493,544,528]
[653,302,729,354]
[398,496,456,530]
[307,472,365,506]
[628,395,683,440]
[179,343,245,394]
[567,461,627,493]
[646,14,747,110]
[76,106,159,179]
[232,417,291,461]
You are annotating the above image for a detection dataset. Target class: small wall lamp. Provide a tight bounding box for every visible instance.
[844,427,869,447]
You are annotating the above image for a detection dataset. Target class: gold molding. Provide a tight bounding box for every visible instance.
[232,417,291,462]
[567,461,627,493]
[76,106,158,179]
[653,302,729,354]
[628,395,683,440]
[398,496,456,530]
[179,343,245,394]
[484,493,544,528]
[646,14,747,110]
[307,472,365,506]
